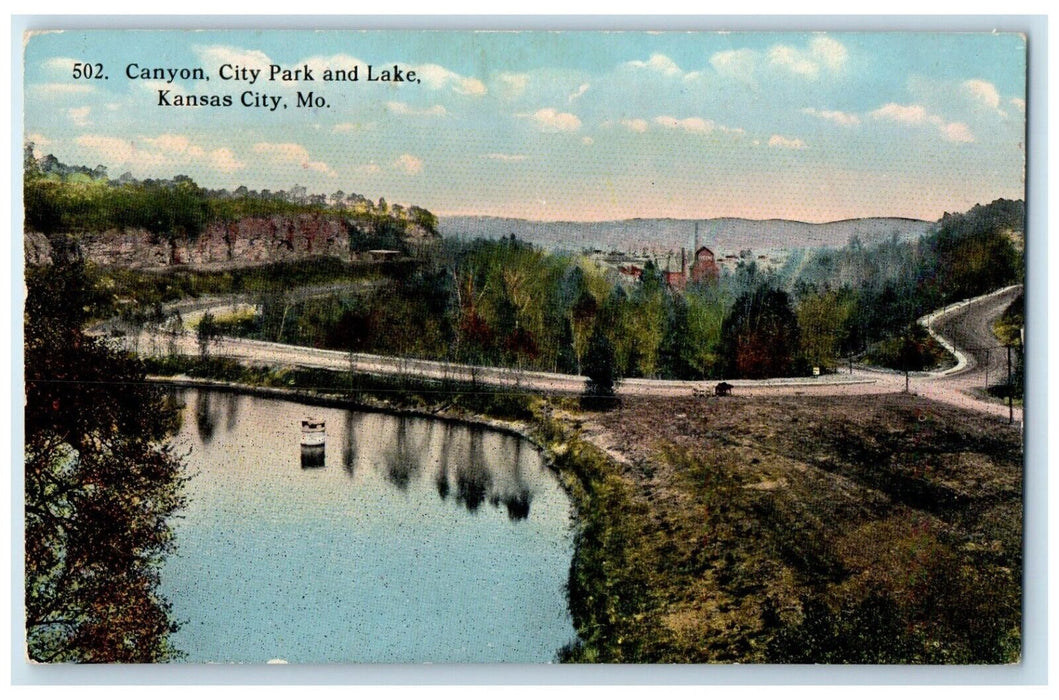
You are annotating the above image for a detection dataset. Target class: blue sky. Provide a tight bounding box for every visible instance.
[23,30,1026,222]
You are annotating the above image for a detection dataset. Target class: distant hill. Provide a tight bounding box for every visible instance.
[439,216,935,255]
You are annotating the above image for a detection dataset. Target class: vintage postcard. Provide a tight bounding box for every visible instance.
[21,27,1026,667]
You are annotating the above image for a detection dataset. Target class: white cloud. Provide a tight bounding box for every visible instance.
[43,56,77,71]
[870,102,974,143]
[357,162,381,175]
[801,107,861,126]
[620,118,649,133]
[810,36,848,71]
[204,148,245,173]
[626,53,683,77]
[415,63,486,96]
[386,101,447,117]
[710,48,757,81]
[582,136,594,145]
[142,134,194,153]
[1010,97,1026,112]
[75,134,168,169]
[871,102,929,124]
[768,134,807,149]
[568,83,590,102]
[26,132,53,150]
[483,153,527,162]
[67,106,91,127]
[252,142,336,177]
[193,44,272,73]
[74,132,248,174]
[393,153,423,174]
[962,79,1001,109]
[768,45,820,78]
[523,107,581,132]
[940,122,975,143]
[654,115,713,133]
[768,37,848,79]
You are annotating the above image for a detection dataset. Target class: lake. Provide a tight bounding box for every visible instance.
[161,388,576,663]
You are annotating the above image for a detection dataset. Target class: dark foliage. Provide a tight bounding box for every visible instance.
[719,285,803,379]
[25,260,186,662]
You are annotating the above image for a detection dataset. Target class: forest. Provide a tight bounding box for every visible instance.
[195,198,1023,382]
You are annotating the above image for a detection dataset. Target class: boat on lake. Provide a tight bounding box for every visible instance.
[300,419,326,447]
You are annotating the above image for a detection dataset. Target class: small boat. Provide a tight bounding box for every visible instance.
[300,419,326,447]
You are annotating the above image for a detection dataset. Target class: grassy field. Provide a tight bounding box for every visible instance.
[544,393,1022,663]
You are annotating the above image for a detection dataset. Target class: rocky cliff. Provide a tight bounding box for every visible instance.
[25,214,438,270]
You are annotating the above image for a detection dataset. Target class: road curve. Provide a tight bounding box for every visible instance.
[115,284,1023,422]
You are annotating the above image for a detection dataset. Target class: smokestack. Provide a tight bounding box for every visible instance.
[694,221,700,253]
[681,247,686,276]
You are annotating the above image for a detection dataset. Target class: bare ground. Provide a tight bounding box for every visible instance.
[565,392,1023,662]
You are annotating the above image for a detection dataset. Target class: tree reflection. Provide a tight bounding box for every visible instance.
[454,430,491,512]
[223,391,240,432]
[382,418,428,491]
[300,445,325,468]
[503,492,531,521]
[341,413,359,474]
[435,423,454,500]
[194,391,222,444]
[348,413,540,520]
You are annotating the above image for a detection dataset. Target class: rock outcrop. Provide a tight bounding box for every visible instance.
[25,214,438,269]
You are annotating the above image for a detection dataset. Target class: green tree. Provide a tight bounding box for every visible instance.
[894,324,935,393]
[583,323,619,404]
[196,311,220,357]
[25,260,186,662]
[797,289,853,372]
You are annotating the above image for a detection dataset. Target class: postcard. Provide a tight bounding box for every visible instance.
[21,27,1026,667]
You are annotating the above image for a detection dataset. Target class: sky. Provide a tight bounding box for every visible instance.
[22,30,1027,222]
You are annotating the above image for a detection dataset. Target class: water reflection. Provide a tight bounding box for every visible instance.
[194,391,222,444]
[301,445,325,468]
[177,390,543,521]
[223,391,240,432]
[165,388,574,664]
[341,413,359,473]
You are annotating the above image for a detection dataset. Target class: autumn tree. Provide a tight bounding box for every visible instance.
[25,260,186,662]
[720,285,803,379]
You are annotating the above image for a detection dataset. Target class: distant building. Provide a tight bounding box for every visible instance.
[690,246,720,283]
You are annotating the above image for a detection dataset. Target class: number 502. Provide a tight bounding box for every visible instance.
[72,62,105,79]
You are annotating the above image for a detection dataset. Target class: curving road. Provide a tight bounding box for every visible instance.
[114,284,1024,423]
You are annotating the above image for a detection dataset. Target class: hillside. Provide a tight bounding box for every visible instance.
[439,215,935,255]
[23,152,440,270]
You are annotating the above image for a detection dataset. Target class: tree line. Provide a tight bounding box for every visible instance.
[23,147,438,240]
[209,198,1021,384]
